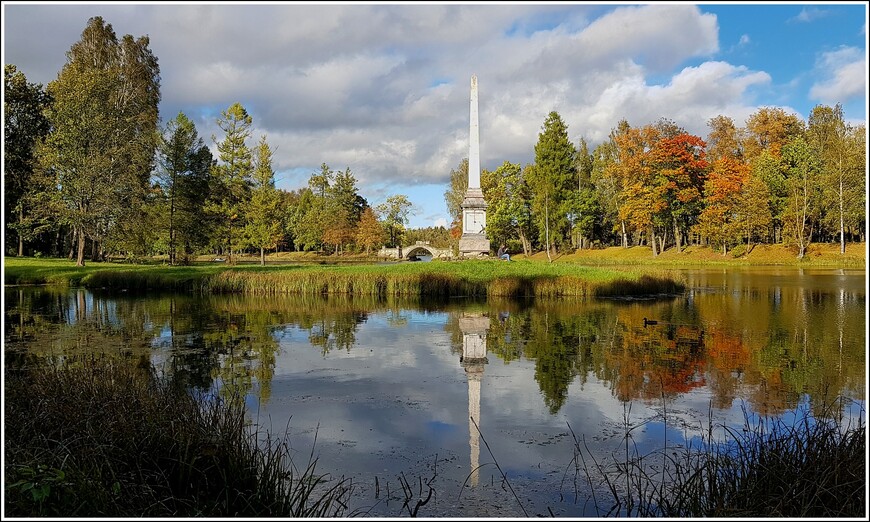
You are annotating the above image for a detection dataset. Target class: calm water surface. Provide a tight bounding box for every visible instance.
[4,267,866,517]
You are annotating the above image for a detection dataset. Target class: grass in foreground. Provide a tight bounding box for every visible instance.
[3,257,685,298]
[570,401,865,518]
[4,357,353,517]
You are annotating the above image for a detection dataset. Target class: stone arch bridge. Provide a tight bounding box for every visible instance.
[378,241,454,260]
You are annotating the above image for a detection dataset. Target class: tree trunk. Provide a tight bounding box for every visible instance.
[260,246,265,266]
[621,220,628,248]
[169,170,176,265]
[839,170,845,254]
[545,194,552,263]
[650,228,658,257]
[18,206,24,256]
[227,225,234,265]
[76,228,86,266]
[68,228,76,260]
[516,227,530,257]
[673,217,681,253]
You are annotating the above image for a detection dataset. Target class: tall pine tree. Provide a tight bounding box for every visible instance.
[210,102,253,264]
[245,135,281,265]
[530,111,576,261]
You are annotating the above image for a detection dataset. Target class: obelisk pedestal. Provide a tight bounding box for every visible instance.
[459,75,490,257]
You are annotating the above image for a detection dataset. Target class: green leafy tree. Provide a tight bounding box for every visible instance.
[36,16,160,265]
[735,171,772,248]
[706,115,742,163]
[175,139,215,261]
[292,188,322,252]
[807,104,866,253]
[482,161,535,255]
[403,225,453,249]
[4,64,52,256]
[377,195,413,249]
[209,102,254,264]
[751,150,788,243]
[245,135,282,265]
[590,136,619,247]
[600,119,634,248]
[530,111,576,261]
[294,163,334,252]
[156,112,214,264]
[781,136,821,258]
[323,167,366,254]
[843,125,866,242]
[275,188,302,251]
[569,137,600,250]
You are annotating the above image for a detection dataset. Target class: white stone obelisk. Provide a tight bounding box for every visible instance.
[459,75,490,257]
[468,76,481,191]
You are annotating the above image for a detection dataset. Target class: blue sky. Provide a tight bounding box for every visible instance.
[3,2,867,229]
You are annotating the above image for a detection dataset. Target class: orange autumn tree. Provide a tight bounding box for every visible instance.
[741,106,804,162]
[650,133,708,252]
[613,124,665,254]
[355,206,385,256]
[321,207,356,256]
[694,157,749,254]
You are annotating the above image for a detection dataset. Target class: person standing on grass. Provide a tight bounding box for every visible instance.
[497,243,511,261]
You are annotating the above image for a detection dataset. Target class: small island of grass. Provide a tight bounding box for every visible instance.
[3,256,685,299]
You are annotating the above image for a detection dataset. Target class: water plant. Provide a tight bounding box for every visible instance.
[4,357,353,517]
[567,398,865,517]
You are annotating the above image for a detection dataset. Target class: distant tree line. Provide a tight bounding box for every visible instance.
[6,16,866,265]
[5,17,413,266]
[445,105,865,259]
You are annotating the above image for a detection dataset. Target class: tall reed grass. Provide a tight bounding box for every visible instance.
[569,400,865,517]
[4,258,685,299]
[196,263,684,298]
[4,357,353,517]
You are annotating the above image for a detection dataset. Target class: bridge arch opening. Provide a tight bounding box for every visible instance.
[405,245,436,261]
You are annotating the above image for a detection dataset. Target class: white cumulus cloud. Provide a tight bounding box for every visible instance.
[809,46,866,104]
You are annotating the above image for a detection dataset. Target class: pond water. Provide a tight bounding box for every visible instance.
[3,267,866,517]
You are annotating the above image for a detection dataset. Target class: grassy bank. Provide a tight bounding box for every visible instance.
[520,242,866,268]
[4,358,353,517]
[3,257,685,298]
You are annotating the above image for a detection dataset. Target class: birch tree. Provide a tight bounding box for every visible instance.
[37,16,160,265]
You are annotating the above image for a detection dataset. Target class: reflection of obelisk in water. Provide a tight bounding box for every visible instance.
[459,75,490,257]
[459,313,489,486]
